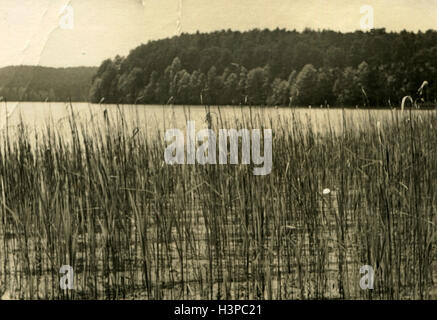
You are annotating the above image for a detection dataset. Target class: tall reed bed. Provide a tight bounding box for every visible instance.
[0,105,436,299]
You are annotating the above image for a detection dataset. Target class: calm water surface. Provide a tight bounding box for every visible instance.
[1,102,435,140]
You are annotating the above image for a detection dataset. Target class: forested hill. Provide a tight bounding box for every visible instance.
[0,66,97,102]
[90,28,437,107]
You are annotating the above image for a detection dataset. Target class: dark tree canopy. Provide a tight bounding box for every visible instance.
[3,28,437,107]
[90,28,437,107]
[0,66,97,102]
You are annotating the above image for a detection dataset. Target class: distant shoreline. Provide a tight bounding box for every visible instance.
[2,101,437,111]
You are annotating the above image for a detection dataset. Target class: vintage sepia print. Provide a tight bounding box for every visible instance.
[0,0,436,301]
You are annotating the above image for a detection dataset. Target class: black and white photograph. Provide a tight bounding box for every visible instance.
[0,0,436,306]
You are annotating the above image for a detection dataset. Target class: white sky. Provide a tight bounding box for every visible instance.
[0,0,436,67]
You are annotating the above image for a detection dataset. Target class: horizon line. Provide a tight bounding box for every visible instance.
[1,26,436,69]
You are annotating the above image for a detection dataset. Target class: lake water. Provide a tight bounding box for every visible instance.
[1,102,436,299]
[1,102,436,140]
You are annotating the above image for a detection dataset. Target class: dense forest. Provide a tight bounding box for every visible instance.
[0,66,97,102]
[90,28,437,107]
